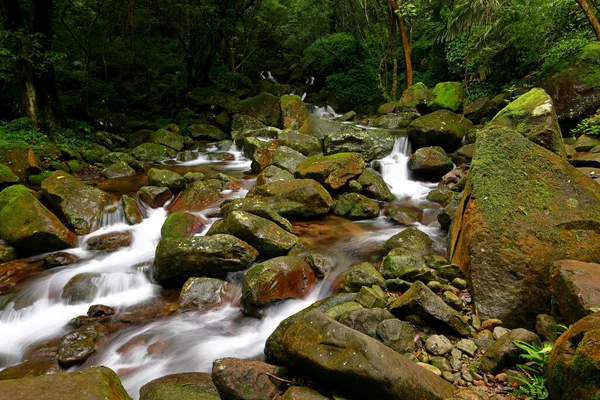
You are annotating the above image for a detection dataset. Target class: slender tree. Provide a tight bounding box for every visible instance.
[575,0,600,40]
[387,0,413,88]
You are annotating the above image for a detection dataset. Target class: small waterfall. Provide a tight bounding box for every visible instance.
[378,136,433,200]
[310,105,340,119]
[101,204,125,228]
[305,76,315,85]
[260,71,277,83]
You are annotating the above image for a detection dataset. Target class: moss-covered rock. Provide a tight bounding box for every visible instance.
[490,88,565,157]
[378,101,397,114]
[234,93,282,127]
[41,171,112,235]
[161,212,206,238]
[374,112,421,129]
[247,179,333,219]
[188,124,229,141]
[408,146,454,180]
[0,143,41,181]
[220,198,293,232]
[140,372,219,400]
[299,114,345,139]
[216,211,298,257]
[356,168,394,201]
[256,165,294,186]
[324,125,394,161]
[152,234,259,286]
[429,82,464,112]
[337,262,386,293]
[212,358,288,400]
[0,243,17,263]
[167,181,221,214]
[333,193,380,219]
[0,184,34,212]
[0,163,19,190]
[147,168,186,192]
[102,161,136,179]
[148,129,185,151]
[280,95,309,129]
[242,256,315,315]
[179,278,239,313]
[575,134,600,152]
[131,143,177,163]
[463,97,491,122]
[231,114,266,132]
[100,152,138,168]
[0,366,131,400]
[384,227,433,254]
[254,80,292,96]
[121,195,143,225]
[251,143,306,174]
[57,323,106,367]
[28,171,53,186]
[188,87,241,111]
[449,126,600,328]
[138,186,172,208]
[398,82,431,111]
[277,130,322,156]
[381,248,433,281]
[408,110,473,152]
[295,153,365,190]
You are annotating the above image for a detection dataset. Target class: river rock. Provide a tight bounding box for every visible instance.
[247,179,333,219]
[426,334,454,355]
[399,82,431,112]
[385,205,421,225]
[356,168,394,201]
[575,134,600,152]
[152,234,258,286]
[333,193,380,219]
[212,358,288,400]
[356,285,387,308]
[62,273,101,303]
[138,186,172,208]
[280,310,456,400]
[147,169,186,192]
[408,146,454,180]
[41,171,112,235]
[280,95,309,129]
[188,124,229,141]
[100,152,140,169]
[337,262,386,293]
[429,82,464,112]
[0,191,77,254]
[220,198,293,232]
[408,110,473,152]
[376,318,418,354]
[375,112,421,129]
[547,312,600,400]
[324,125,394,161]
[161,212,206,238]
[490,87,565,156]
[0,243,17,263]
[295,153,365,190]
[57,323,106,367]
[132,143,178,163]
[256,165,294,186]
[339,308,395,338]
[148,129,185,151]
[390,281,472,336]
[384,227,433,254]
[43,252,79,267]
[280,386,329,400]
[234,93,282,127]
[167,181,221,214]
[102,161,135,179]
[299,114,344,139]
[478,328,541,374]
[86,232,132,251]
[551,260,600,324]
[0,144,40,181]
[463,97,490,123]
[121,195,143,225]
[140,372,219,400]
[277,130,322,156]
[251,143,306,174]
[0,366,131,400]
[179,277,239,312]
[448,126,600,328]
[242,256,315,316]
[216,211,298,257]
[188,87,241,111]
[0,164,19,190]
[0,358,61,381]
[381,248,433,281]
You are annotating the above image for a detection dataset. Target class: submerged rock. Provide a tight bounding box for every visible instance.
[179,277,240,312]
[0,366,131,400]
[449,126,600,328]
[152,235,258,286]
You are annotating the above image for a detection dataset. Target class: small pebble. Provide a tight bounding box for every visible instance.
[417,362,442,376]
[452,277,467,289]
[493,326,509,339]
[481,318,502,331]
[442,370,455,382]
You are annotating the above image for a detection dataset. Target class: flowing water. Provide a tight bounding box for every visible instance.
[0,114,444,398]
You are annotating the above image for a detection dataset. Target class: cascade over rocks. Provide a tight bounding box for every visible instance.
[42,171,112,235]
[489,88,565,157]
[152,234,259,286]
[449,126,600,328]
[279,310,456,400]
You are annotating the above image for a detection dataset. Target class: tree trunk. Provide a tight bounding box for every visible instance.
[576,0,600,40]
[387,0,413,88]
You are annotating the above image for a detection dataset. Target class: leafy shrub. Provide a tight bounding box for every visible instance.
[326,62,382,112]
[0,117,48,145]
[303,33,362,77]
[541,35,592,74]
[572,110,600,137]
[512,340,553,400]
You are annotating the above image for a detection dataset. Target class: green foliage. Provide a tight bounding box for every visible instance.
[541,35,593,73]
[573,110,600,137]
[326,63,382,112]
[0,118,48,146]
[303,33,362,77]
[512,340,553,400]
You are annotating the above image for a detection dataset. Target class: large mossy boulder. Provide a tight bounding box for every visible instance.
[161,212,206,238]
[408,146,454,180]
[140,372,219,400]
[429,82,464,112]
[280,95,309,129]
[41,171,112,235]
[374,112,420,129]
[277,131,322,156]
[131,143,178,163]
[0,366,131,400]
[541,42,600,126]
[337,262,386,293]
[333,193,380,219]
[398,82,431,111]
[384,227,433,254]
[299,114,344,139]
[0,144,41,181]
[449,126,600,328]
[356,169,394,201]
[0,191,77,254]
[168,181,221,214]
[295,153,365,190]
[215,211,298,257]
[251,143,306,174]
[279,310,456,400]
[247,179,333,219]
[324,125,394,161]
[234,92,282,127]
[147,168,186,192]
[547,312,600,400]
[148,129,185,151]
[490,88,565,157]
[550,260,600,325]
[256,165,294,186]
[0,164,19,189]
[152,234,258,286]
[408,110,473,152]
[188,124,229,141]
[242,256,315,315]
